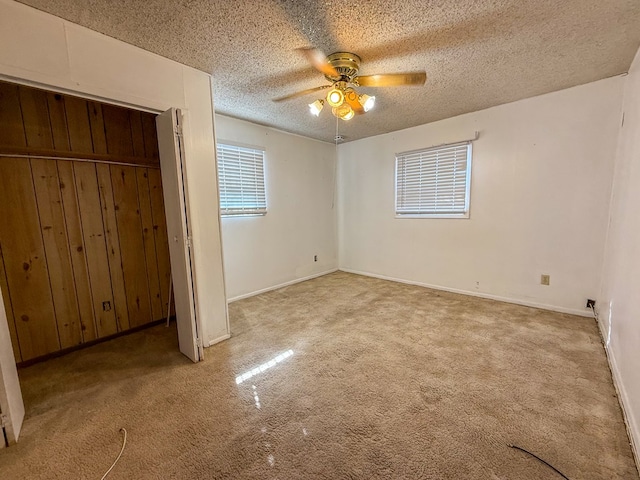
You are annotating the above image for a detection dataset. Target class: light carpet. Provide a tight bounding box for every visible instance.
[0,271,637,479]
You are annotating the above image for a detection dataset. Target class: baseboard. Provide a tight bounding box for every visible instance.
[17,318,169,368]
[597,321,640,474]
[207,333,231,347]
[339,268,591,317]
[227,268,339,303]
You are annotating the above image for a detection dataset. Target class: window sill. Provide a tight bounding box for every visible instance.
[221,212,267,218]
[395,213,469,219]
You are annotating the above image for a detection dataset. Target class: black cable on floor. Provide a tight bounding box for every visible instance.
[508,444,570,480]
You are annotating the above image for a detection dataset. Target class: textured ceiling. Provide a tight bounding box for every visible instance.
[17,0,640,143]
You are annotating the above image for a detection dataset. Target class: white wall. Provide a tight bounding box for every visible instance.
[599,46,640,462]
[338,77,624,316]
[0,0,228,346]
[214,115,338,300]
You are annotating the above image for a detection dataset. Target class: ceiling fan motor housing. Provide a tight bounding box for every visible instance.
[325,52,362,82]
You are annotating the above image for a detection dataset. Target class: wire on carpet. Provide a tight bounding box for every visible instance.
[100,428,127,480]
[590,304,598,321]
[508,444,570,479]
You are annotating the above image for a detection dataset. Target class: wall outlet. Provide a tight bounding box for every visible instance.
[102,301,112,311]
[540,274,550,286]
[586,299,596,309]
[314,255,317,262]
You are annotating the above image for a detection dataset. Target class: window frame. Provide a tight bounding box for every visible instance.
[394,141,472,219]
[216,141,267,218]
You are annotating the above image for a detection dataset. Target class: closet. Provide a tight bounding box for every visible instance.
[0,80,173,363]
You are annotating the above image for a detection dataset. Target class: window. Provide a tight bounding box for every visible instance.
[395,141,472,218]
[216,143,266,216]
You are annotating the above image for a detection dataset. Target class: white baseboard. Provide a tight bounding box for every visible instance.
[227,268,339,303]
[597,321,640,474]
[207,333,231,347]
[339,268,592,317]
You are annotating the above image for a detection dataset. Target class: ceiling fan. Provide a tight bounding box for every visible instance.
[273,48,427,121]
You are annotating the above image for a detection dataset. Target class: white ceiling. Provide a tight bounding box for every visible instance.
[18,0,640,143]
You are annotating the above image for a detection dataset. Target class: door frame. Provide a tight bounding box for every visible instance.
[0,72,223,334]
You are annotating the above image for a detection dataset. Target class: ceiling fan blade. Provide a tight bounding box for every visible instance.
[272,84,330,102]
[296,47,339,78]
[357,72,427,87]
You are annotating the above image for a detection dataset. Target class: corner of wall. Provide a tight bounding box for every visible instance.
[596,44,640,473]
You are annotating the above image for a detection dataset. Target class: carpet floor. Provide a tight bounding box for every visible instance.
[0,271,637,479]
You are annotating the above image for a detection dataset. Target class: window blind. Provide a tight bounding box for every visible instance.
[395,141,472,217]
[216,143,266,216]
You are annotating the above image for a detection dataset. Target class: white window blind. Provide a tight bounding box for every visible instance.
[216,143,266,216]
[395,141,472,218]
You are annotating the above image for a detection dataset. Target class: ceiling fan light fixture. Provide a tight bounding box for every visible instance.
[359,94,376,112]
[341,108,355,121]
[326,87,345,107]
[344,88,358,102]
[333,104,355,121]
[309,99,324,116]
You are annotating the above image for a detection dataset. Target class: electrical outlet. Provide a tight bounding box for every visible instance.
[314,255,318,262]
[540,274,550,286]
[102,301,112,311]
[586,299,596,309]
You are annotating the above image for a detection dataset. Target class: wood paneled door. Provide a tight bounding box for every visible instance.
[0,80,173,363]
